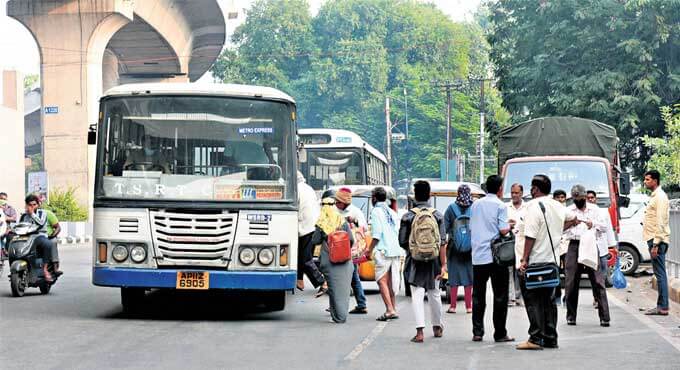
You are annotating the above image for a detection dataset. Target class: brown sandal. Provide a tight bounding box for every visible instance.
[433,325,444,338]
[410,335,424,343]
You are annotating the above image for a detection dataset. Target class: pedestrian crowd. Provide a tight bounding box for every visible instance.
[295,169,671,350]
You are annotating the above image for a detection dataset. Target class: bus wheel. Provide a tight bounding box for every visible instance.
[121,287,145,314]
[264,291,286,312]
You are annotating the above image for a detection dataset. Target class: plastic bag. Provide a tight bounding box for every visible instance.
[612,257,627,289]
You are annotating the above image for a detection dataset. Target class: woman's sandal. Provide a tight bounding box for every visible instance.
[314,286,328,298]
[433,325,444,338]
[376,313,399,321]
[410,335,424,343]
[446,307,457,314]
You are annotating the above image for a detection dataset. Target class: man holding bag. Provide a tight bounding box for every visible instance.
[563,185,610,327]
[517,175,576,350]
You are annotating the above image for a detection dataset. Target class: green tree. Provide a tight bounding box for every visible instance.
[644,105,680,188]
[43,187,88,221]
[487,0,680,177]
[23,74,39,90]
[211,0,508,182]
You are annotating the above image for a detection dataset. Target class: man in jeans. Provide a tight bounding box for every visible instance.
[642,170,671,316]
[469,175,514,343]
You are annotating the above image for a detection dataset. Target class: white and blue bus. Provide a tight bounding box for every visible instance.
[89,83,299,312]
[298,128,388,191]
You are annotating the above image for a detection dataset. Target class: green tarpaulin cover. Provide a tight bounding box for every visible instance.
[498,116,618,166]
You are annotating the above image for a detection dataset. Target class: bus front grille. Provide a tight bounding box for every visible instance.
[150,210,236,266]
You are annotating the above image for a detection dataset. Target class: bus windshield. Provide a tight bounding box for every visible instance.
[96,95,295,202]
[301,149,365,190]
[503,160,610,200]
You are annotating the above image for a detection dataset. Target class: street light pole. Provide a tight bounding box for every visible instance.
[445,86,452,181]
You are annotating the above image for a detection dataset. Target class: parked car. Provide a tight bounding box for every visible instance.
[617,193,652,275]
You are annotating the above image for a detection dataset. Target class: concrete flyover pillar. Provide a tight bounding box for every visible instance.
[7,0,133,207]
[0,70,26,210]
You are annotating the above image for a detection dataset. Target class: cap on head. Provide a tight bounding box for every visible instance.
[335,188,352,204]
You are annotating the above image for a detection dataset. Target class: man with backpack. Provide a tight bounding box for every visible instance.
[443,184,474,314]
[398,180,447,343]
[469,175,514,343]
[366,187,404,321]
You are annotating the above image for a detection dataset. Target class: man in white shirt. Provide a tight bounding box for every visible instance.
[563,185,610,327]
[296,172,324,291]
[587,190,616,308]
[516,175,576,350]
[507,183,527,306]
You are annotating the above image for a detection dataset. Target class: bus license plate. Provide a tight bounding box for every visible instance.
[176,271,209,290]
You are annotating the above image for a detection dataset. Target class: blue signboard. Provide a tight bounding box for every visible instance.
[44,106,59,114]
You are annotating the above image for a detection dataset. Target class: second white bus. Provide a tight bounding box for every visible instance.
[298,128,388,191]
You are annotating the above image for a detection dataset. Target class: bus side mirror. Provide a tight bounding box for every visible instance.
[619,172,631,195]
[87,124,97,145]
[298,147,307,163]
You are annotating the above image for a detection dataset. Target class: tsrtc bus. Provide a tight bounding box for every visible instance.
[89,83,299,312]
[298,128,388,191]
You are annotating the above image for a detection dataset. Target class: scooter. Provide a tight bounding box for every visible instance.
[7,222,59,297]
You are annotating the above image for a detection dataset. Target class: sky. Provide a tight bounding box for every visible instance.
[0,0,482,80]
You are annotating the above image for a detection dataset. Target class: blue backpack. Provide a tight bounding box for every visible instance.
[447,203,471,255]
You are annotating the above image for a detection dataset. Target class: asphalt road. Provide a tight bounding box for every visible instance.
[2,245,680,370]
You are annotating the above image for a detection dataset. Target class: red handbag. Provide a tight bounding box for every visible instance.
[328,230,351,264]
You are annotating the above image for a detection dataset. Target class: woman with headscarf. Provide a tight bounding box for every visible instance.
[312,196,355,323]
[443,184,474,313]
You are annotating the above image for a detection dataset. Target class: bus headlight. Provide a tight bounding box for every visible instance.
[112,245,129,262]
[129,246,147,263]
[239,247,256,265]
[258,248,275,266]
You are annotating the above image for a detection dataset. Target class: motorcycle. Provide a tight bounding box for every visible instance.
[7,222,59,297]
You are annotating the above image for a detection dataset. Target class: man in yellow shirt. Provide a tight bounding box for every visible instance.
[642,170,671,315]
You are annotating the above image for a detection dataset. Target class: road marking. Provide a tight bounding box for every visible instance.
[466,351,480,370]
[343,321,388,361]
[609,294,680,352]
[560,328,652,342]
[343,300,408,362]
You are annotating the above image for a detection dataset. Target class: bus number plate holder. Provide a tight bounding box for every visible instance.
[176,271,209,290]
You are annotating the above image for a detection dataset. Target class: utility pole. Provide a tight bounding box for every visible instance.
[479,80,485,184]
[468,76,492,184]
[385,97,393,185]
[432,80,458,181]
[404,87,411,188]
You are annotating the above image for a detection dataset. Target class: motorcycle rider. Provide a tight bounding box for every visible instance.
[20,194,61,282]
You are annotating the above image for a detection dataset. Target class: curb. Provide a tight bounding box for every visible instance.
[651,276,680,304]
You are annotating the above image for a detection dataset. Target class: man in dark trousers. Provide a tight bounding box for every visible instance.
[517,175,575,350]
[469,175,514,343]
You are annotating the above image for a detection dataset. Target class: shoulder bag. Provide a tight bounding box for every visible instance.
[492,232,516,267]
[524,202,560,290]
